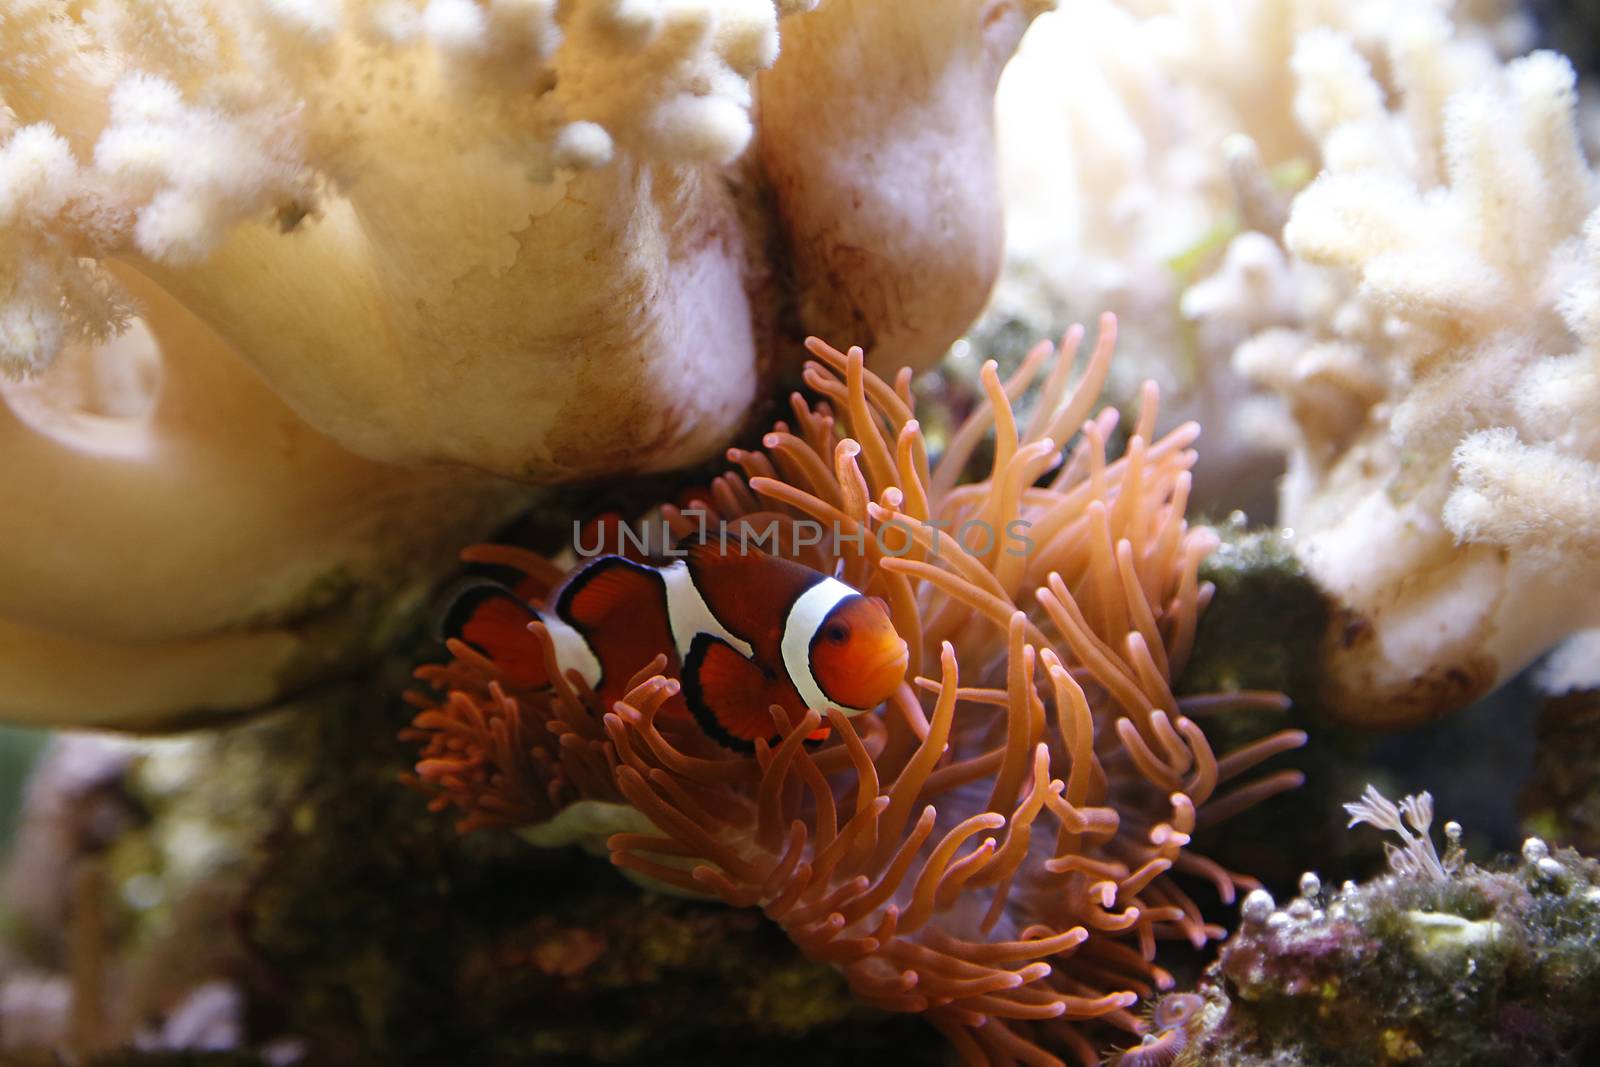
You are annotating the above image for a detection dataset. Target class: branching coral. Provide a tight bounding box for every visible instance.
[0,0,1049,727]
[992,1,1280,517]
[989,0,1520,517]
[405,318,1305,1065]
[998,0,1597,725]
[1226,20,1600,725]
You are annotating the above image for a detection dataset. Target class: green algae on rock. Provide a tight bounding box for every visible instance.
[1177,522,1329,704]
[1181,788,1600,1067]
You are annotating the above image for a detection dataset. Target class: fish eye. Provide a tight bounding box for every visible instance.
[824,621,850,644]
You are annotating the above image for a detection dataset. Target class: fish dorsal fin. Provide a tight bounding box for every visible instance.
[678,535,774,581]
[440,579,547,689]
[682,634,784,751]
[556,556,663,632]
[678,538,824,659]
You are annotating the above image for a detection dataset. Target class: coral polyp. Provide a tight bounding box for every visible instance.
[405,316,1305,1065]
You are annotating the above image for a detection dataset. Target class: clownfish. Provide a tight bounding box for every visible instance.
[441,541,910,751]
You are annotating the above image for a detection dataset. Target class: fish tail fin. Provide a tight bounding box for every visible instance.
[439,579,549,689]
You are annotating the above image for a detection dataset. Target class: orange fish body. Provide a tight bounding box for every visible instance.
[444,542,909,750]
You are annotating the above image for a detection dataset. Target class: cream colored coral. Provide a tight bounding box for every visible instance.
[1233,19,1600,726]
[996,0,1590,726]
[0,269,526,728]
[1537,630,1600,695]
[991,0,1522,518]
[755,0,1039,372]
[1,0,783,478]
[0,0,1049,727]
[3,0,1040,480]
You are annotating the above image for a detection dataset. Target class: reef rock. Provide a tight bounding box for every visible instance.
[1178,792,1600,1067]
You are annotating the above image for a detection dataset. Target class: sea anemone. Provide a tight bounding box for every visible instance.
[404,314,1305,1065]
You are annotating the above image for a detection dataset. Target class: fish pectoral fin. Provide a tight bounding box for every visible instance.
[557,556,663,631]
[683,634,783,749]
[440,579,547,689]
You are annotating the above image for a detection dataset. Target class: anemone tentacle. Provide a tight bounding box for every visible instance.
[405,315,1304,1065]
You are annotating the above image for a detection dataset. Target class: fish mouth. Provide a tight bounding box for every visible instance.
[864,640,910,694]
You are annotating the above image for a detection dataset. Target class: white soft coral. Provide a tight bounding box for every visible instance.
[1443,206,1600,559]
[1241,24,1600,725]
[989,0,1516,518]
[996,0,1591,724]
